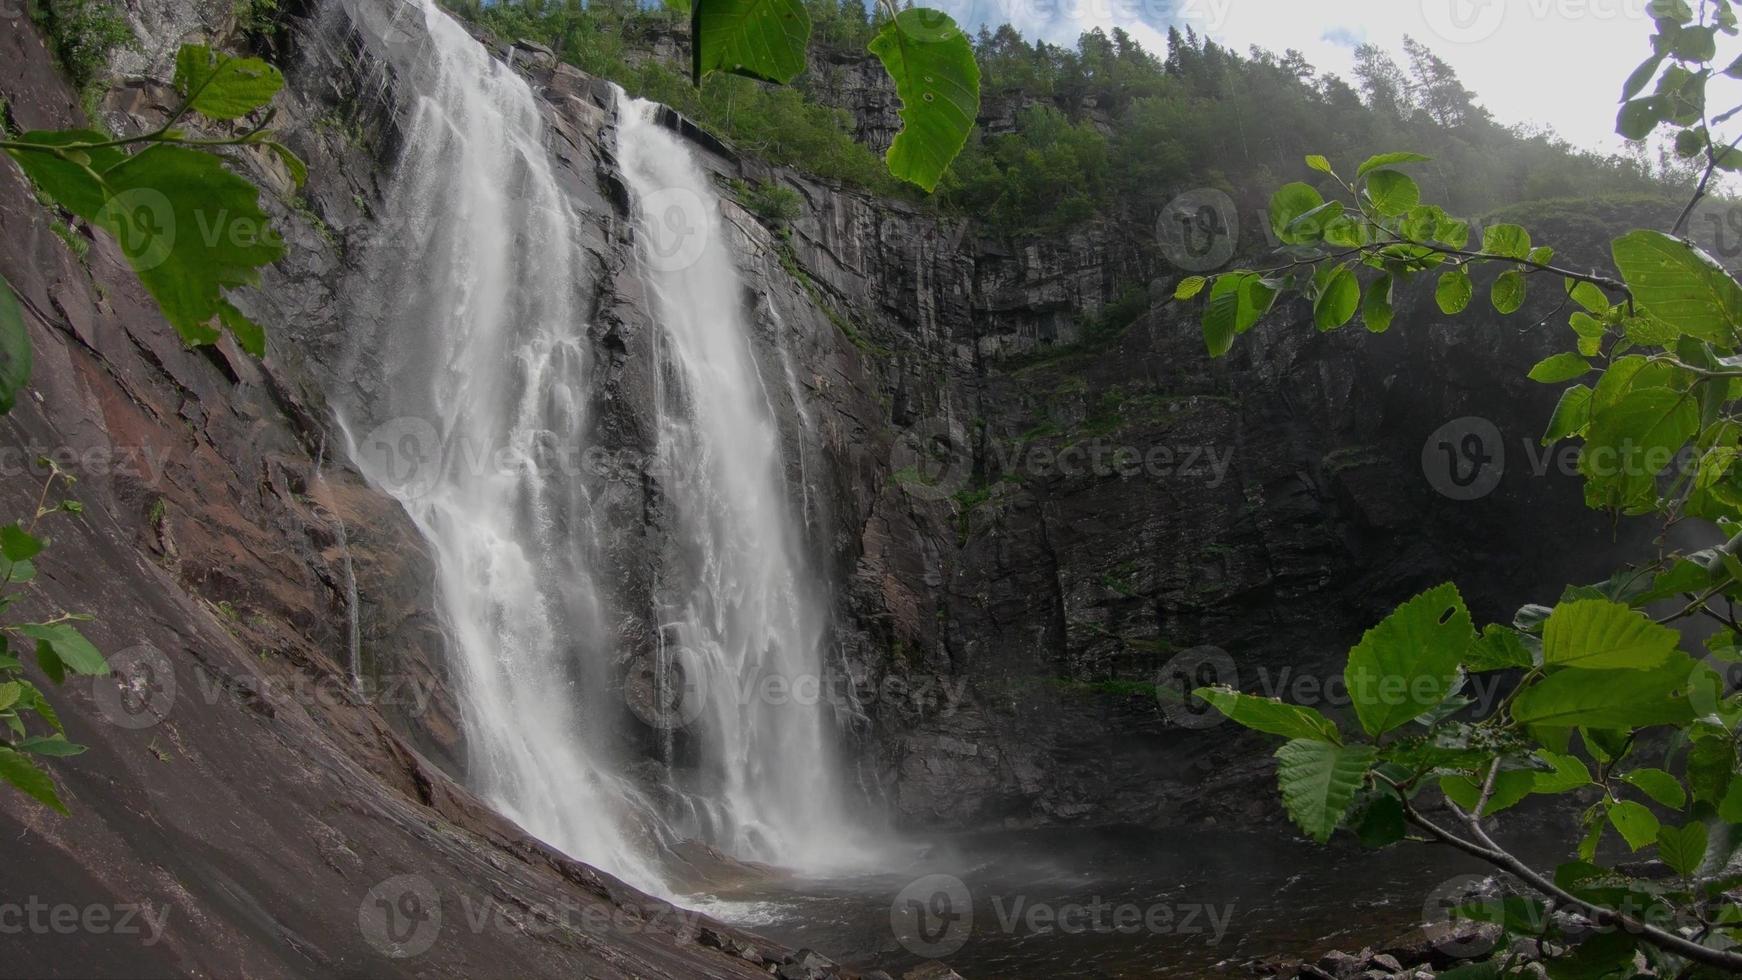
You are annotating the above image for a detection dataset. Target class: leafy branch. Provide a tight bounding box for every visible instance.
[686,0,978,191]
[0,42,299,812]
[1181,0,1742,973]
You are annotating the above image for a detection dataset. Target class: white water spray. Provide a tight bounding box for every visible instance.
[615,92,862,871]
[328,0,865,896]
[333,0,666,893]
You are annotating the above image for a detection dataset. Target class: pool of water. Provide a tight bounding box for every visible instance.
[693,827,1515,978]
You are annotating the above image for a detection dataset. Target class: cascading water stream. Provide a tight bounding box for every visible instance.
[614,92,862,871]
[326,0,866,896]
[332,0,667,894]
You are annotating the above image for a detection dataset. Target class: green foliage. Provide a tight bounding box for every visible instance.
[0,460,108,815]
[1274,739,1376,843]
[681,0,977,189]
[0,45,295,813]
[0,280,30,415]
[1188,8,1742,970]
[867,9,980,192]
[2,44,299,353]
[29,0,136,93]
[692,0,811,86]
[734,178,802,226]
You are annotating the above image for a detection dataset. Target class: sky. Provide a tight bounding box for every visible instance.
[953,0,1695,152]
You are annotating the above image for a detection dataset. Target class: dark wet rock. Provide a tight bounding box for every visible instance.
[777,948,838,979]
[0,9,795,980]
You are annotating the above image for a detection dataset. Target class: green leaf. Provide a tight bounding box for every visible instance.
[1548,931,1639,979]
[1719,778,1742,821]
[1314,266,1360,332]
[1542,384,1593,444]
[1305,154,1334,175]
[1349,791,1406,847]
[1436,267,1474,314]
[1175,275,1207,301]
[1569,280,1611,314]
[1202,275,1240,356]
[1541,599,1680,670]
[258,140,306,190]
[9,140,284,349]
[1658,822,1708,877]
[0,524,43,562]
[18,681,62,733]
[1194,686,1340,742]
[14,735,86,757]
[1511,661,1696,729]
[1650,0,1695,23]
[1623,55,1665,100]
[1362,272,1394,333]
[18,624,107,676]
[868,9,980,192]
[100,145,285,345]
[1483,224,1532,260]
[0,747,65,814]
[1618,97,1667,139]
[1532,750,1592,793]
[1356,151,1430,177]
[1527,353,1591,384]
[1620,767,1686,808]
[1580,384,1699,511]
[1274,738,1376,843]
[1201,273,1273,356]
[1345,583,1474,737]
[1611,230,1742,344]
[1466,625,1536,671]
[173,45,284,120]
[1284,200,1345,244]
[218,300,265,357]
[1606,799,1660,851]
[1268,182,1324,243]
[1455,896,1549,935]
[0,681,18,712]
[35,643,65,685]
[1365,170,1420,215]
[1491,270,1526,315]
[694,0,810,84]
[1441,769,1535,815]
[3,130,129,217]
[0,276,30,415]
[1570,311,1607,356]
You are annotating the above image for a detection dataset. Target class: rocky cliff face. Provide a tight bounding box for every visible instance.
[0,6,824,978]
[0,0,1663,973]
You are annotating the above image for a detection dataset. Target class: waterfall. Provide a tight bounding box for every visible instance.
[615,92,859,870]
[325,0,864,895]
[332,0,667,894]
